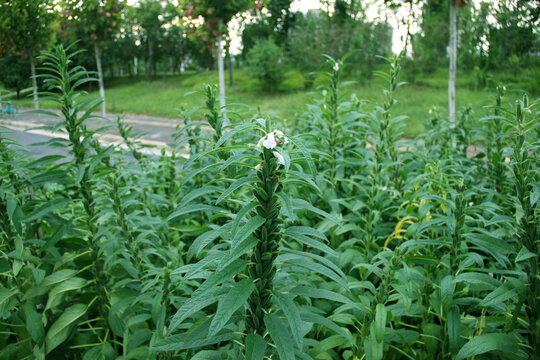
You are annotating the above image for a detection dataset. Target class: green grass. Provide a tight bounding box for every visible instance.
[8,68,537,137]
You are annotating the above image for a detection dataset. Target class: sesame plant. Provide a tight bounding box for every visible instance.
[0,44,538,360]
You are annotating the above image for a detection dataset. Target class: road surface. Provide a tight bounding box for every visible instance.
[0,108,193,158]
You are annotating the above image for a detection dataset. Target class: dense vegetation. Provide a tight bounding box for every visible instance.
[1,43,538,360]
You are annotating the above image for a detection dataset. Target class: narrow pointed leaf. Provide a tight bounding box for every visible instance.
[209,278,254,336]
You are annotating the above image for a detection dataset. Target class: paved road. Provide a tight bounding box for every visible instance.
[2,128,71,160]
[0,108,194,158]
[2,108,182,142]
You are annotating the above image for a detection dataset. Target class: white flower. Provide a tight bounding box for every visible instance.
[257,130,288,149]
[333,63,340,72]
[273,151,285,165]
[258,131,277,149]
[255,163,262,171]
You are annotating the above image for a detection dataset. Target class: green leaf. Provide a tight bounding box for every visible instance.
[209,278,254,336]
[479,283,516,308]
[45,304,87,354]
[168,260,247,334]
[455,272,500,290]
[374,304,386,343]
[456,333,526,360]
[516,246,536,262]
[167,204,224,222]
[41,269,78,288]
[168,286,226,335]
[288,136,317,178]
[278,253,348,289]
[191,350,223,360]
[215,123,259,148]
[216,234,258,272]
[45,277,88,310]
[364,326,383,360]
[292,199,340,225]
[300,310,353,343]
[276,192,294,220]
[156,317,235,351]
[155,333,235,351]
[82,342,115,360]
[273,292,303,348]
[283,227,336,257]
[245,333,266,360]
[23,302,45,345]
[216,176,256,205]
[291,286,352,305]
[264,313,295,360]
[447,305,461,356]
[0,286,17,317]
[311,334,350,357]
[231,216,265,250]
[24,198,70,222]
[178,186,220,208]
[188,223,231,260]
[230,202,258,240]
[440,275,455,314]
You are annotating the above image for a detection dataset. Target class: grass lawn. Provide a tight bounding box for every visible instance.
[8,67,537,137]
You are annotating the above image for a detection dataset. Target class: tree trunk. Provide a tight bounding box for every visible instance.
[28,48,39,110]
[226,38,233,87]
[94,43,106,117]
[146,36,153,82]
[449,0,457,127]
[217,33,226,109]
[134,57,138,76]
[163,58,167,82]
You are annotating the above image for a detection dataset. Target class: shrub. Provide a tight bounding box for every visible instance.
[277,70,305,92]
[246,38,284,92]
[0,55,30,97]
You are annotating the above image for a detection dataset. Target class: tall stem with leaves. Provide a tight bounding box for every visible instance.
[489,84,507,195]
[324,57,342,184]
[38,43,111,337]
[245,122,284,336]
[509,96,539,357]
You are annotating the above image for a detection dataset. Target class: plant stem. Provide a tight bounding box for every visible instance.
[245,143,282,336]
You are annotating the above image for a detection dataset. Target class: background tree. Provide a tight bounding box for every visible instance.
[61,0,124,116]
[136,0,166,82]
[246,37,284,91]
[487,0,540,70]
[0,0,56,109]
[182,0,254,108]
[0,55,32,98]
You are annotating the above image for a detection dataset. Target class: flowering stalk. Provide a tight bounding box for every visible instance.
[489,84,507,195]
[109,173,143,278]
[326,60,341,183]
[117,115,143,162]
[375,54,402,187]
[39,44,111,337]
[510,97,539,357]
[203,84,223,143]
[245,125,287,335]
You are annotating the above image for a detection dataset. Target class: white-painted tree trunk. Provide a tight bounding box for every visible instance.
[217,34,226,109]
[29,48,39,110]
[94,44,106,117]
[449,0,457,127]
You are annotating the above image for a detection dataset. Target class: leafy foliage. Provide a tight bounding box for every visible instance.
[0,44,539,360]
[246,38,285,91]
